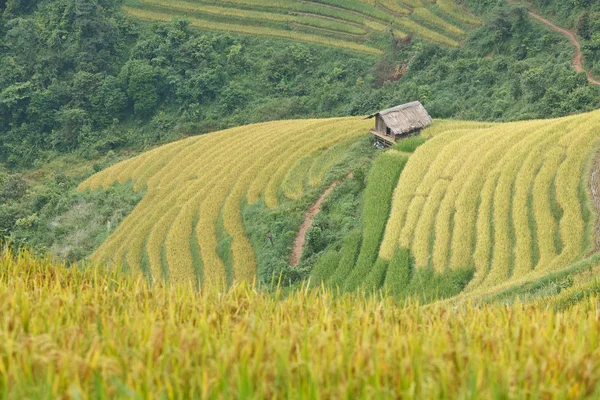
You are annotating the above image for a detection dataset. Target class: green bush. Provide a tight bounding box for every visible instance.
[344,152,407,291]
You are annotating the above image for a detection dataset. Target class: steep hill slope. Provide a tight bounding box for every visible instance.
[505,0,600,86]
[378,111,600,296]
[82,112,600,298]
[123,0,480,53]
[79,118,371,287]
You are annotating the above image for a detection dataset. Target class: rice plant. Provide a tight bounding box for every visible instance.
[122,0,476,52]
[343,151,407,291]
[380,109,600,292]
[2,247,600,398]
[79,118,370,287]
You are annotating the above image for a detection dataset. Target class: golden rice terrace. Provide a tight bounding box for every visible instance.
[380,112,600,296]
[80,110,600,297]
[122,0,480,54]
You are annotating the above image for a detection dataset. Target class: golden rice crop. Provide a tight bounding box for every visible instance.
[470,170,497,286]
[140,0,368,35]
[281,155,316,200]
[481,122,566,288]
[547,122,600,271]
[79,118,369,287]
[381,109,600,292]
[379,132,461,259]
[247,121,329,204]
[435,0,481,25]
[307,138,357,188]
[449,121,545,271]
[2,248,600,398]
[396,17,460,46]
[263,120,364,208]
[412,179,448,268]
[412,7,465,37]
[399,0,424,7]
[532,148,565,269]
[123,6,383,55]
[398,130,470,248]
[372,0,410,15]
[510,120,573,276]
[432,128,497,270]
[148,207,180,280]
[263,121,347,208]
[124,0,475,52]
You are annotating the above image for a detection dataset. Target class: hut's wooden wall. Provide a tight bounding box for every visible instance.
[375,115,387,134]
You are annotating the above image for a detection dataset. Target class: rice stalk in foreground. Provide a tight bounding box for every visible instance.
[1,248,600,399]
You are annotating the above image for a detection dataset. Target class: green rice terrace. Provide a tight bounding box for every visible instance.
[123,0,480,53]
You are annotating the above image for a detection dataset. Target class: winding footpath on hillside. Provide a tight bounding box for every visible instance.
[290,177,348,267]
[507,0,600,86]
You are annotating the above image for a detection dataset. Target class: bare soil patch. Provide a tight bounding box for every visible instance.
[290,176,349,267]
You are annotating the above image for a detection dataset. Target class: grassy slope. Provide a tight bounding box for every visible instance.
[379,110,600,299]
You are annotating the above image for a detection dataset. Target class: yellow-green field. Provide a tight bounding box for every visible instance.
[80,110,600,297]
[122,0,480,54]
[380,111,600,296]
[2,248,600,398]
[79,118,371,288]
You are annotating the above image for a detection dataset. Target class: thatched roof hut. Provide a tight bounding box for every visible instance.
[366,101,432,146]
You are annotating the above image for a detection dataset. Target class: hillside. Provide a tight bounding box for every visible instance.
[5,1,600,397]
[3,0,600,176]
[79,118,372,287]
[80,111,600,299]
[123,0,480,52]
[378,113,600,295]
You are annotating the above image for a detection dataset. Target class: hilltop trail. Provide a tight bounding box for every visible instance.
[290,176,350,267]
[507,0,600,86]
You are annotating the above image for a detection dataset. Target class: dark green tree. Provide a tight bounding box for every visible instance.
[577,11,592,40]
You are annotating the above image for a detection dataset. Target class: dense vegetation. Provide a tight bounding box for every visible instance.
[505,0,600,77]
[1,0,600,169]
[2,247,600,398]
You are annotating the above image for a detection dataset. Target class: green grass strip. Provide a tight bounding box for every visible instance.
[344,151,408,291]
[310,250,341,286]
[327,230,362,288]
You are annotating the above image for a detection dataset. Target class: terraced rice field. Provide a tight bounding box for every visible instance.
[123,0,480,54]
[379,110,600,294]
[79,118,371,288]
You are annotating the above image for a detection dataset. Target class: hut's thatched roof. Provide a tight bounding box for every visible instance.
[366,101,432,135]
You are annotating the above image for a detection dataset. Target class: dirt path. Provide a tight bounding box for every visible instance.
[507,0,600,86]
[290,178,346,267]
